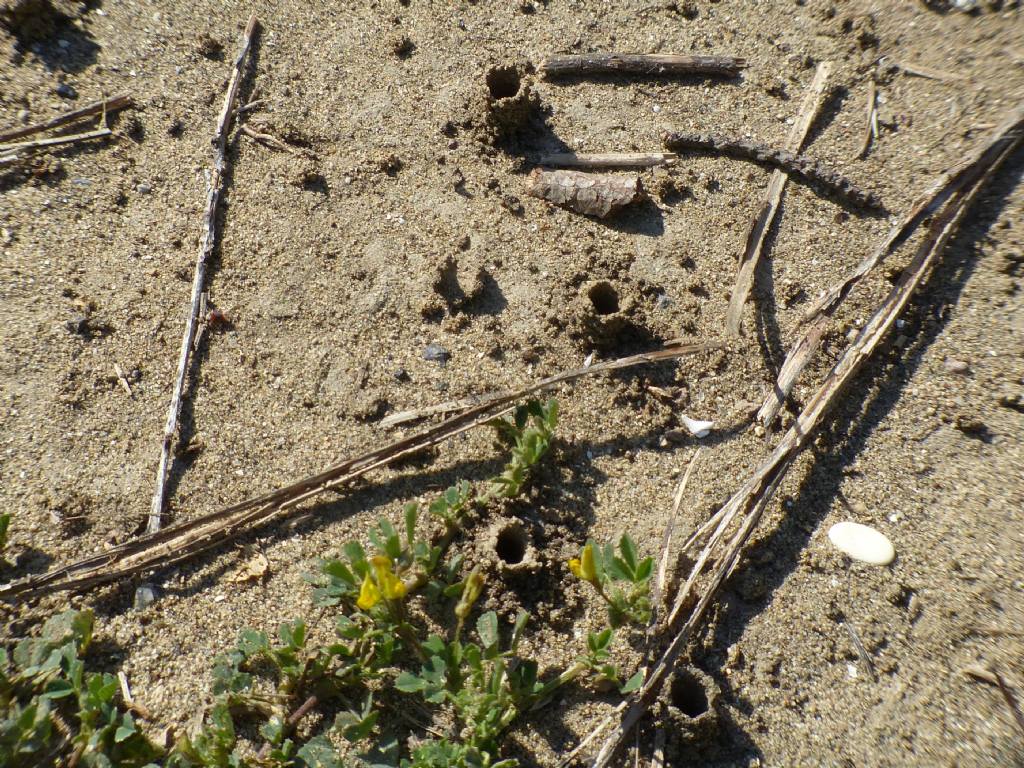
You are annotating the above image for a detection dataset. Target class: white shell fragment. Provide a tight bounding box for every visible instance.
[680,414,714,439]
[827,521,895,565]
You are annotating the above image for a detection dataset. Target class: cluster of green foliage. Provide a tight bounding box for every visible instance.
[1,609,161,768]
[3,399,655,767]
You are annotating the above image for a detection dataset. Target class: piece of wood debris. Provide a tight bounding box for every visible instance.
[663,131,884,210]
[541,53,746,78]
[526,168,643,217]
[963,665,1024,736]
[538,151,677,169]
[113,363,133,396]
[0,94,131,144]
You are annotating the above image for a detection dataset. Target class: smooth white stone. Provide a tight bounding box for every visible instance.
[828,521,895,565]
[680,414,714,438]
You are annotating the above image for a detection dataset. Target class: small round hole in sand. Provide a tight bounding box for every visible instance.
[588,282,620,315]
[487,66,521,100]
[495,526,528,564]
[671,670,709,718]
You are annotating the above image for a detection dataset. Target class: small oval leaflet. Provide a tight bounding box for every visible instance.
[526,169,643,218]
[827,521,895,566]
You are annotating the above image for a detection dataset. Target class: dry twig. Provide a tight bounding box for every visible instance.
[0,344,720,601]
[588,110,1020,768]
[0,94,131,144]
[858,79,879,159]
[725,61,832,337]
[0,126,114,167]
[526,168,643,217]
[664,131,884,210]
[541,53,746,78]
[538,152,677,169]
[963,665,1024,737]
[147,14,259,538]
[757,103,1024,425]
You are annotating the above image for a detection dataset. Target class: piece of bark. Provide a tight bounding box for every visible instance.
[526,168,643,217]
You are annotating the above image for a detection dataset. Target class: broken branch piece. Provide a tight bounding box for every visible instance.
[541,53,746,78]
[538,152,676,169]
[663,131,884,210]
[526,168,643,217]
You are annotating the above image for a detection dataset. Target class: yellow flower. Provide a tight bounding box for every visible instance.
[356,572,381,610]
[570,544,598,583]
[370,554,407,602]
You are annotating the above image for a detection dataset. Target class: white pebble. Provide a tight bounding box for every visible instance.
[680,414,713,439]
[828,521,895,565]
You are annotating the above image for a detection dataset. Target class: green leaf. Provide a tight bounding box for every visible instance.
[114,713,136,743]
[476,612,499,651]
[619,535,638,573]
[620,670,644,694]
[296,735,344,768]
[404,503,418,548]
[344,541,368,576]
[633,556,654,584]
[0,512,10,553]
[509,610,529,653]
[395,671,426,693]
[279,620,307,649]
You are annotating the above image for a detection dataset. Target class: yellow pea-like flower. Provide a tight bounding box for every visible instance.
[370,554,407,602]
[570,544,598,583]
[356,572,381,610]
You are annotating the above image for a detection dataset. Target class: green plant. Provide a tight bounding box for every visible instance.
[0,609,161,768]
[0,513,10,560]
[568,535,654,627]
[5,398,655,768]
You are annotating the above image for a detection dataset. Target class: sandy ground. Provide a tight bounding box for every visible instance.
[1,0,1023,765]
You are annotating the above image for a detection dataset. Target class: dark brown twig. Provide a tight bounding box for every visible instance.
[541,53,746,78]
[663,131,884,210]
[148,14,259,538]
[0,94,131,144]
[255,694,318,760]
[0,343,721,601]
[726,61,832,336]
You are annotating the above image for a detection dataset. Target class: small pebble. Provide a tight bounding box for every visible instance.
[423,343,450,364]
[57,39,70,49]
[393,368,410,382]
[827,521,895,566]
[944,359,969,374]
[136,183,152,194]
[55,83,77,99]
[17,109,30,124]
[133,584,158,611]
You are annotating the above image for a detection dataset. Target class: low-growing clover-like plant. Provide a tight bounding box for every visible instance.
[0,609,161,768]
[5,398,656,767]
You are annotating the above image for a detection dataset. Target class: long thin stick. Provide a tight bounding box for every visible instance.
[758,104,1024,425]
[651,450,701,618]
[0,344,720,601]
[541,53,746,78]
[588,121,1021,768]
[147,14,258,537]
[0,126,113,154]
[725,62,832,337]
[538,152,677,169]
[0,94,131,144]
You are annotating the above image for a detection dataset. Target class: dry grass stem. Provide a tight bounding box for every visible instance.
[587,114,1020,768]
[725,61,832,336]
[758,103,1024,426]
[858,79,878,159]
[0,93,131,144]
[0,343,720,601]
[537,152,677,169]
